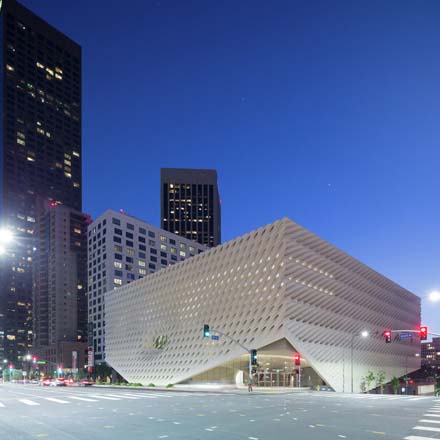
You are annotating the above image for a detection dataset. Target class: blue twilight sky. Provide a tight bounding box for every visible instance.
[21,0,439,331]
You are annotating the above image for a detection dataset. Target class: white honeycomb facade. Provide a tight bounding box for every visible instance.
[105,218,421,392]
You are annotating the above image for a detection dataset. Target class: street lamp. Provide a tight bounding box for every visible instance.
[351,330,369,393]
[0,228,13,244]
[0,227,13,256]
[428,291,440,303]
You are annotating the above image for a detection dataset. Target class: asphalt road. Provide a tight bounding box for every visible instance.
[0,383,439,440]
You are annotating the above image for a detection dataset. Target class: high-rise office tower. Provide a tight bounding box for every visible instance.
[87,209,207,366]
[33,202,89,372]
[161,168,221,248]
[0,0,82,363]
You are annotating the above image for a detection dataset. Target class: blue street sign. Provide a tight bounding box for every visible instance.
[211,335,219,341]
[399,333,412,339]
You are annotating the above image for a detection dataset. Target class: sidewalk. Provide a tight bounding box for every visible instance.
[94,383,311,395]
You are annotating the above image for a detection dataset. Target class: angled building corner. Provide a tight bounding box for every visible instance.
[105,218,420,392]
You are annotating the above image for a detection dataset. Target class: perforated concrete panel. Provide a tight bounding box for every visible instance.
[105,218,421,392]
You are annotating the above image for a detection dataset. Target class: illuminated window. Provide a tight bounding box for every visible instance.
[138,260,146,267]
[64,172,72,178]
[180,251,186,257]
[139,268,146,275]
[127,249,135,256]
[160,244,167,251]
[73,228,81,235]
[114,262,122,269]
[45,67,54,76]
[73,182,80,188]
[17,138,26,146]
[160,235,167,242]
[36,62,44,69]
[6,64,14,71]
[114,245,122,253]
[114,278,122,286]
[73,151,80,157]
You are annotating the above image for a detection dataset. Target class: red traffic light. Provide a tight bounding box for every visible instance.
[420,326,428,341]
[294,353,301,366]
[383,330,392,343]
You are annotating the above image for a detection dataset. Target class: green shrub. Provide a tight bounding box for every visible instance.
[147,383,155,387]
[166,383,174,388]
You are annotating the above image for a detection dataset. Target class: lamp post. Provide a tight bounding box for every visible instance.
[0,228,13,255]
[351,330,369,393]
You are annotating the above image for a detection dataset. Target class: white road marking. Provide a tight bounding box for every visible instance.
[68,396,98,402]
[45,398,70,404]
[419,419,440,424]
[413,426,440,432]
[107,394,139,400]
[423,414,440,417]
[19,399,39,406]
[0,402,5,408]
[89,395,121,400]
[405,437,440,440]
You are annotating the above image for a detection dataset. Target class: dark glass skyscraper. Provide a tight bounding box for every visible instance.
[0,0,82,364]
[161,168,221,248]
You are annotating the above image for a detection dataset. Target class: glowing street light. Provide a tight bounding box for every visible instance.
[0,228,13,256]
[428,290,440,303]
[0,228,13,244]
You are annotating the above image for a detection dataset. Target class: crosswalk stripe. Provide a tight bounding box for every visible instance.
[0,402,5,408]
[423,414,440,418]
[19,399,39,406]
[89,395,121,400]
[45,398,70,404]
[107,394,139,400]
[68,396,98,402]
[413,426,440,433]
[419,419,440,424]
[405,436,440,440]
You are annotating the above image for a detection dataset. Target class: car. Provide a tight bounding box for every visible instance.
[39,378,52,386]
[49,378,67,387]
[78,379,94,387]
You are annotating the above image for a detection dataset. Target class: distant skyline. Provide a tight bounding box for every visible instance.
[20,0,440,332]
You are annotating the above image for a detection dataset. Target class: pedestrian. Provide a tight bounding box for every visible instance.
[248,373,253,392]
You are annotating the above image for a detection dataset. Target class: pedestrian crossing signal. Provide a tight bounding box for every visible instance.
[383,330,392,343]
[420,326,428,341]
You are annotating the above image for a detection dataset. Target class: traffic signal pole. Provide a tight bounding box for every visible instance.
[206,328,254,387]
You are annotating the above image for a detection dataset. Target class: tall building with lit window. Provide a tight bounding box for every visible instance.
[161,168,221,248]
[421,337,440,376]
[0,0,82,364]
[87,209,206,365]
[33,202,89,372]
